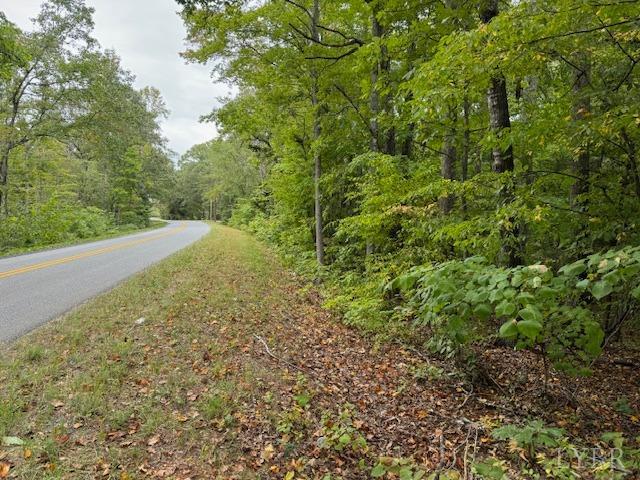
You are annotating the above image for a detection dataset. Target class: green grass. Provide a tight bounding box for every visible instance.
[0,223,283,478]
[0,219,168,258]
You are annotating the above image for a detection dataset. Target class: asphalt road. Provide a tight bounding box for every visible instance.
[0,221,210,343]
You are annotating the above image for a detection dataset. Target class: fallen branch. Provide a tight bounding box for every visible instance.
[253,334,307,374]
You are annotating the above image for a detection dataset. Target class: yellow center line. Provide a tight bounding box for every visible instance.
[0,223,187,280]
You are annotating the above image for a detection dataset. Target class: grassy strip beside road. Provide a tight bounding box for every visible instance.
[0,224,279,478]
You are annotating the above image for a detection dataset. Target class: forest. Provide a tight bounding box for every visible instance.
[0,1,175,253]
[1,0,640,477]
[174,0,640,373]
[175,0,640,475]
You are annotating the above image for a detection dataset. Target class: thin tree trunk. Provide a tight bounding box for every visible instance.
[480,0,513,173]
[621,129,640,199]
[311,0,324,265]
[571,54,590,207]
[0,147,10,216]
[487,74,513,173]
[400,43,417,158]
[462,95,470,182]
[369,8,382,153]
[480,0,520,266]
[365,1,383,256]
[440,104,457,214]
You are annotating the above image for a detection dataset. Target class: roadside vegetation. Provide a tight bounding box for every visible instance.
[172,0,638,477]
[0,2,174,253]
[1,0,640,478]
[0,214,167,258]
[1,225,638,479]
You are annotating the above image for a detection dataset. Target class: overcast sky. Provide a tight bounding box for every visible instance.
[1,0,229,157]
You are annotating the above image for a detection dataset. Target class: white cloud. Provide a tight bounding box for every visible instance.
[0,0,226,155]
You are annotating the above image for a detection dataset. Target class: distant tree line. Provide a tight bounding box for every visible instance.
[0,0,174,251]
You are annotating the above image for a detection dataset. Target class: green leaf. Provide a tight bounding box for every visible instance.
[631,284,640,300]
[472,459,507,480]
[502,288,517,299]
[518,305,542,323]
[393,271,421,291]
[473,303,492,320]
[517,292,534,303]
[560,260,586,277]
[371,464,386,478]
[511,273,524,288]
[499,320,518,339]
[1,436,24,446]
[590,280,613,300]
[495,300,516,317]
[399,467,414,480]
[517,320,543,340]
[576,279,590,289]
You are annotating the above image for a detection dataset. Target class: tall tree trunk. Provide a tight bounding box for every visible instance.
[0,147,10,216]
[462,94,470,182]
[480,0,513,173]
[460,94,470,212]
[487,74,513,173]
[571,55,590,207]
[369,7,382,153]
[440,104,457,214]
[368,1,395,155]
[621,129,640,199]
[480,0,520,266]
[311,0,324,265]
[400,44,417,158]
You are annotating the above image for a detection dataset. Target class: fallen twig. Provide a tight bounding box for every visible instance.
[253,334,307,374]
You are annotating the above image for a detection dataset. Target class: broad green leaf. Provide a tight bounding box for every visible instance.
[495,300,516,317]
[518,306,542,323]
[371,464,386,477]
[560,260,586,277]
[590,280,613,300]
[1,436,24,446]
[473,303,492,320]
[576,279,590,289]
[499,320,518,339]
[517,320,542,340]
[399,467,414,480]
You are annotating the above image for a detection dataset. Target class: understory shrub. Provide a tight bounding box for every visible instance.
[389,245,640,374]
[0,199,116,253]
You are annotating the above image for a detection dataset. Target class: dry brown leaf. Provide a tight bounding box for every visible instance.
[261,443,275,461]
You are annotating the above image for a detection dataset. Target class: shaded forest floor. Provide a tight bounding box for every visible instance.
[0,224,638,479]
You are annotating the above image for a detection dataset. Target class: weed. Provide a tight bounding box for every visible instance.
[317,404,367,454]
[24,345,46,362]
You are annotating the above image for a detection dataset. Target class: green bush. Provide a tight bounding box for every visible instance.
[0,199,116,254]
[389,245,640,374]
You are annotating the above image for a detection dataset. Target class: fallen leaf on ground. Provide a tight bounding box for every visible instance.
[1,436,24,446]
